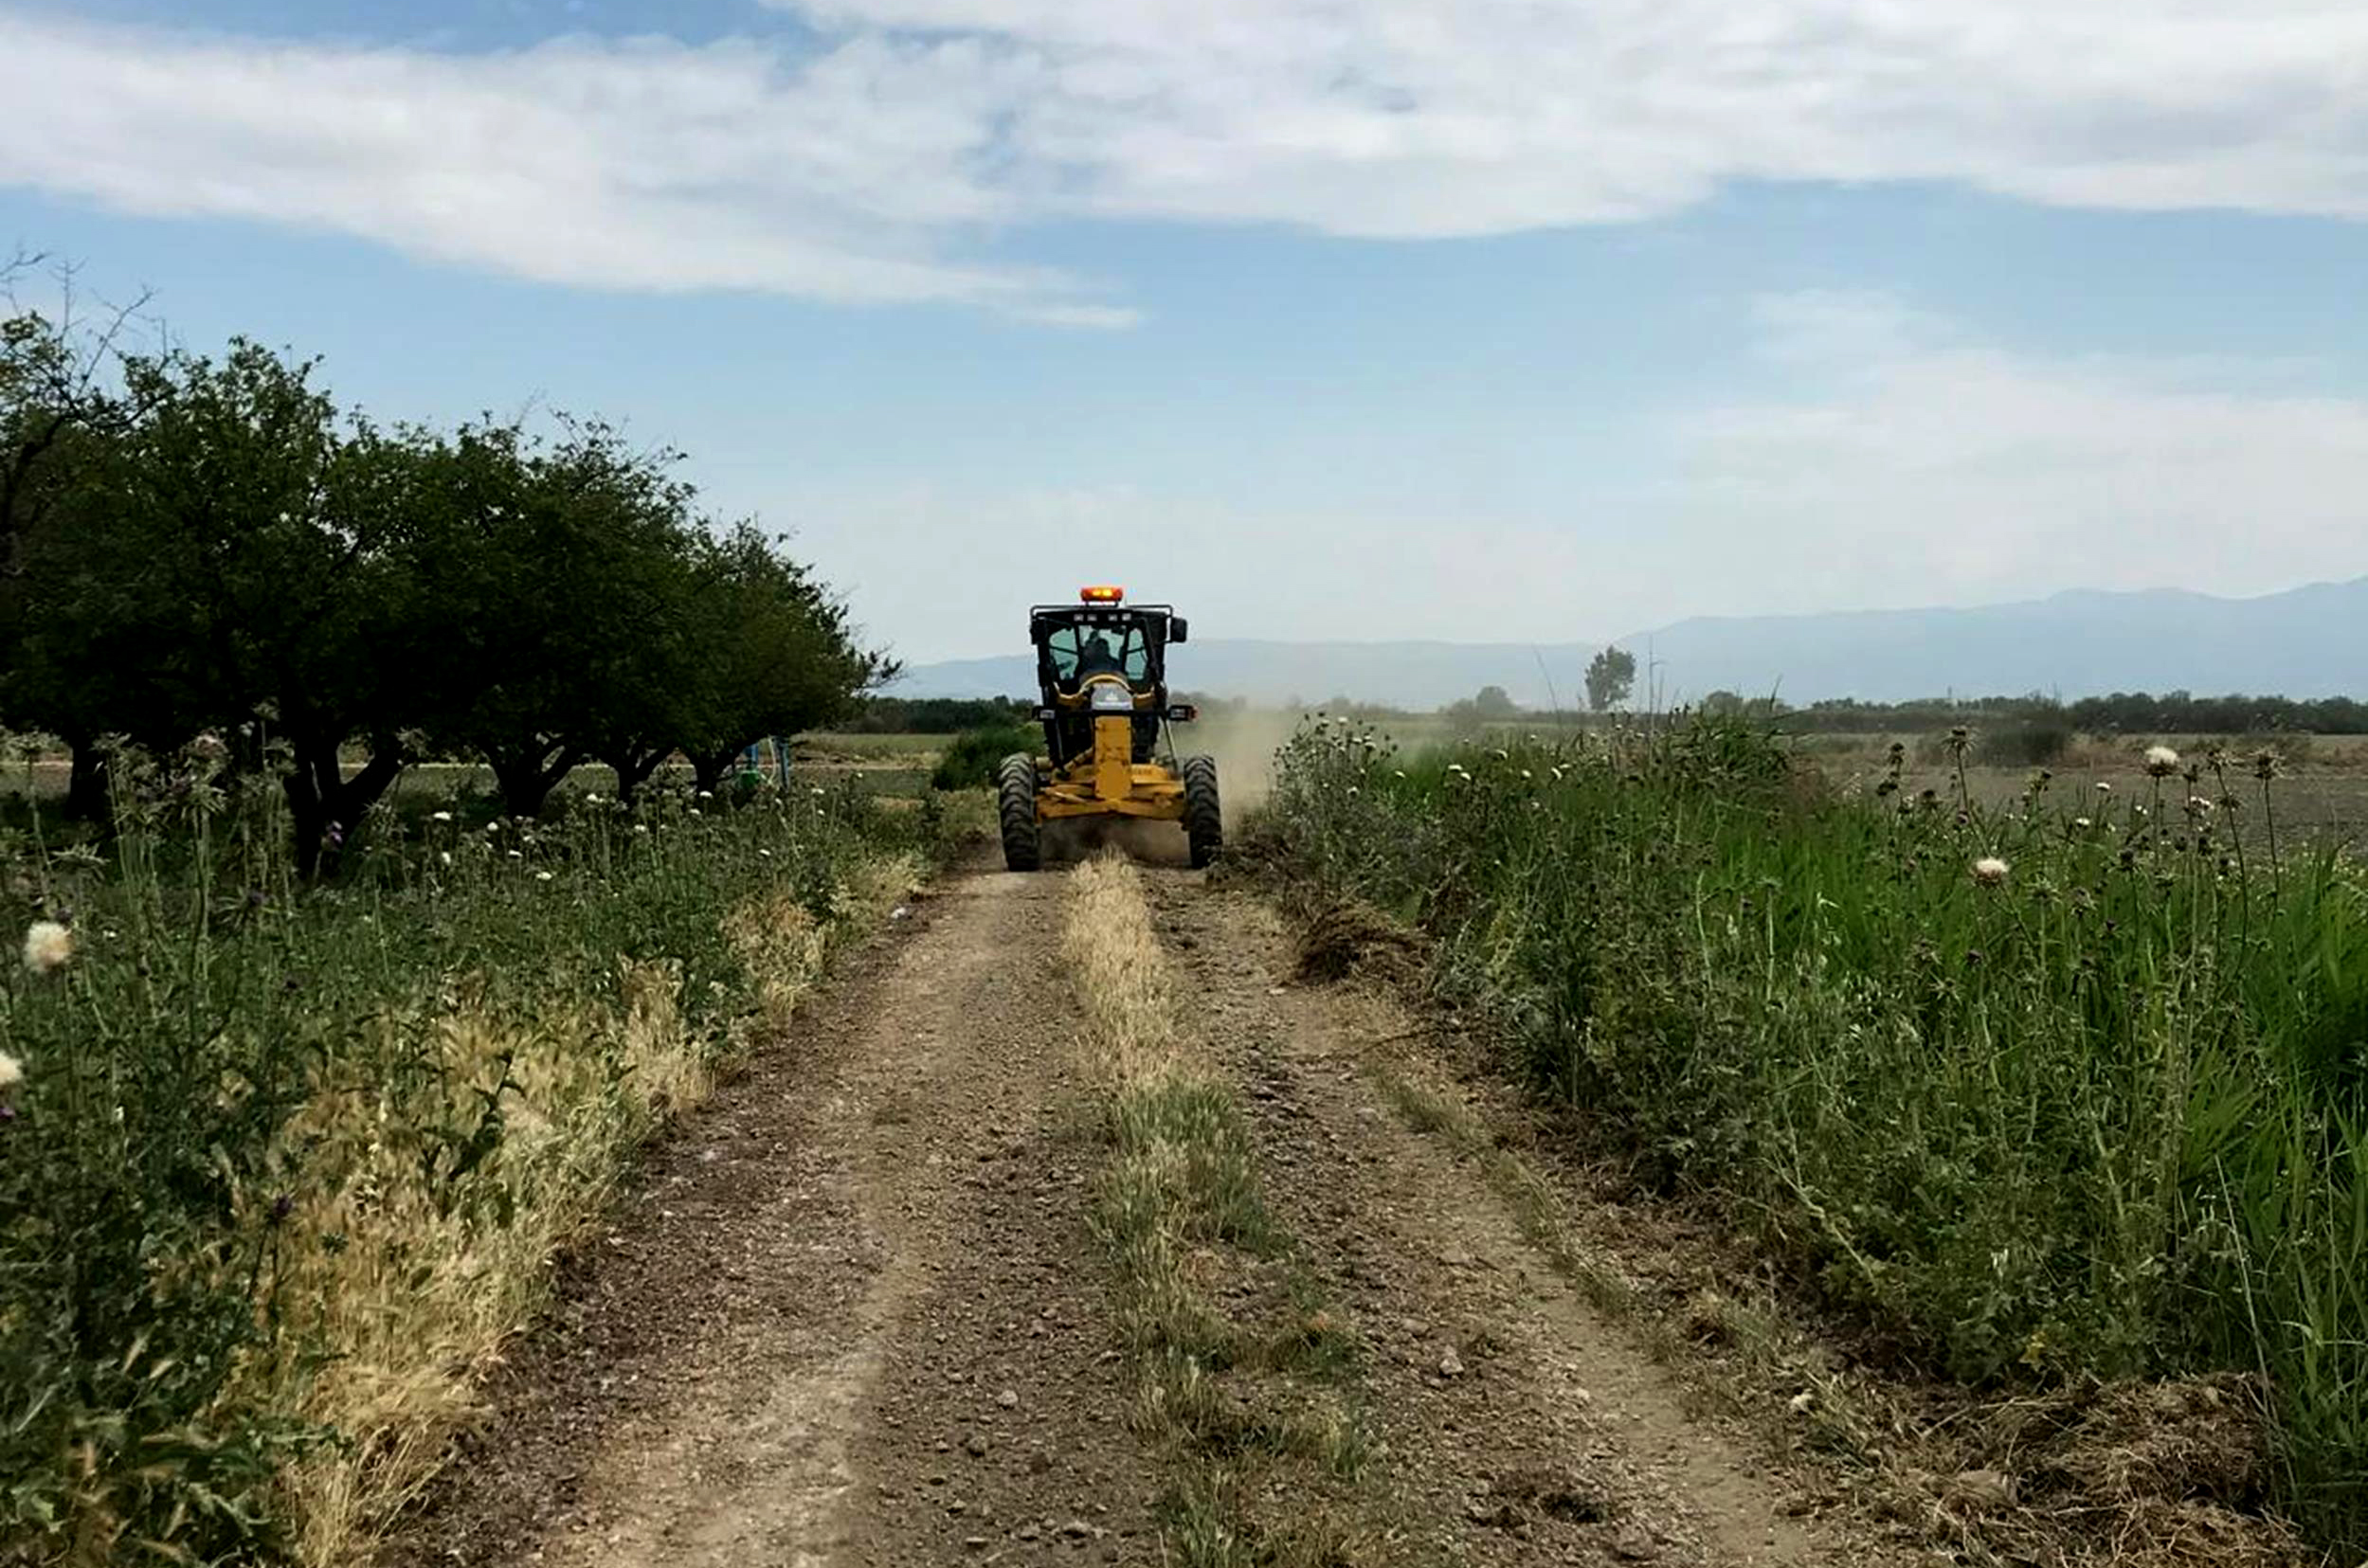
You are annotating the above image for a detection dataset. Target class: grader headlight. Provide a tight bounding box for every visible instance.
[1089,682,1133,712]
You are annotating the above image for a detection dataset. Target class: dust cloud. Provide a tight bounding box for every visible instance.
[1040,815,1190,868]
[1182,705,1301,830]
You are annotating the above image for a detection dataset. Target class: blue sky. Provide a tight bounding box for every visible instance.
[6,0,2368,663]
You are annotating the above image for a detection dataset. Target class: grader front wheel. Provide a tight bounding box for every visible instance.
[998,754,1041,872]
[1183,754,1222,869]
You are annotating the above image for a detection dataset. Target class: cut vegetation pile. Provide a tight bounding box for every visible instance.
[0,756,950,1565]
[1258,717,2368,1558]
[1061,857,1369,1565]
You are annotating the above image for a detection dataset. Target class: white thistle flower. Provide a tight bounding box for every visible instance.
[1971,856,2010,887]
[2144,745,2181,777]
[430,810,453,823]
[0,1051,23,1090]
[22,921,73,975]
[535,870,554,883]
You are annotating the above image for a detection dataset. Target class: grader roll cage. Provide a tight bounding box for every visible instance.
[997,586,1221,871]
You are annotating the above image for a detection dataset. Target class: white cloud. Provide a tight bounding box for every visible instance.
[1668,291,2368,612]
[7,3,2368,312]
[776,296,2368,658]
[0,15,1104,313]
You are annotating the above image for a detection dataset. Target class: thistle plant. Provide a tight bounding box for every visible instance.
[1260,713,2368,1553]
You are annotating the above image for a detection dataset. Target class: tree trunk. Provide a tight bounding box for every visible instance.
[283,762,331,881]
[283,732,407,879]
[602,747,669,805]
[687,747,742,798]
[487,743,579,820]
[62,736,111,823]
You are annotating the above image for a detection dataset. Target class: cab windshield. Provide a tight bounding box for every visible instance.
[1046,620,1152,686]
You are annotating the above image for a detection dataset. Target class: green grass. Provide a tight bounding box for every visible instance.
[803,730,949,759]
[1260,718,2368,1554]
[0,751,955,1565]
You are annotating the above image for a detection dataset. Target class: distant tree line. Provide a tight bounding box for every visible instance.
[1744,693,2368,736]
[838,695,1033,733]
[1,260,889,874]
[864,686,2368,736]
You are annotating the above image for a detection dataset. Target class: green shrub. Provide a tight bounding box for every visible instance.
[930,723,1040,791]
[1974,717,2072,767]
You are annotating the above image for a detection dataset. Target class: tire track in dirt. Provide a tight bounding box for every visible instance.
[1144,873,1915,1567]
[384,857,1163,1568]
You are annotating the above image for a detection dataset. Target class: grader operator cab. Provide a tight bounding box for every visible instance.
[998,586,1221,872]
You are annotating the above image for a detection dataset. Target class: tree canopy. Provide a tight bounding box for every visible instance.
[1584,645,1636,712]
[0,300,890,873]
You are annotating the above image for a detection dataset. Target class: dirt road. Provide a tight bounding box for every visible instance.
[388,853,1910,1567]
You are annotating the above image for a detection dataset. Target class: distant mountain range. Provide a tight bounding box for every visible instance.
[891,577,2368,708]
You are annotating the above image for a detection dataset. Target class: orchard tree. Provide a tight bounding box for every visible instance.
[1584,645,1636,712]
[1,254,144,575]
[0,258,148,814]
[677,524,895,796]
[408,419,704,818]
[0,421,165,819]
[19,340,425,870]
[580,528,702,804]
[268,418,446,872]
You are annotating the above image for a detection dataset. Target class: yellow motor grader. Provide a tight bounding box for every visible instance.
[998,586,1220,871]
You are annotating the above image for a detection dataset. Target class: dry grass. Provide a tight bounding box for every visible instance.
[1064,856,1183,1085]
[264,873,899,1564]
[1061,856,1373,1567]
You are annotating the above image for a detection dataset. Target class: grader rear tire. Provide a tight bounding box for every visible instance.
[1182,754,1222,869]
[997,754,1041,872]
